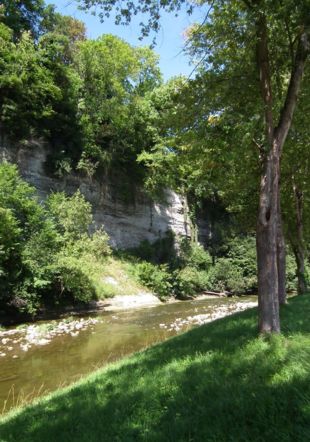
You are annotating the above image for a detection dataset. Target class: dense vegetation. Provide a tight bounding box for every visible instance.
[0,2,309,438]
[1,1,310,332]
[0,163,113,316]
[0,1,162,184]
[126,233,301,300]
[1,162,304,316]
[78,0,310,334]
[1,295,309,441]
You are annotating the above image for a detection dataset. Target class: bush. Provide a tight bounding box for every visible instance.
[0,207,22,302]
[134,261,172,300]
[206,259,245,293]
[130,231,177,265]
[179,240,212,270]
[62,229,111,260]
[286,252,298,292]
[48,257,97,305]
[0,164,111,315]
[47,190,92,240]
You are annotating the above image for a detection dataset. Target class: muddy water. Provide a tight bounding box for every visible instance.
[0,296,256,414]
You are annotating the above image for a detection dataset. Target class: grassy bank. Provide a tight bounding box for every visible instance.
[1,296,310,442]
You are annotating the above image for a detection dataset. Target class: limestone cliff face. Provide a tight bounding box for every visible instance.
[0,139,207,249]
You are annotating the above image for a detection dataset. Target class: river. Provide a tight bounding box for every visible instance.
[0,296,256,414]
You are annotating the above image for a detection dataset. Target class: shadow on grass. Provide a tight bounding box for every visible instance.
[1,296,310,442]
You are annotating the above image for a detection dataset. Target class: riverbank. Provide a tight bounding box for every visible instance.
[1,295,309,441]
[0,296,256,359]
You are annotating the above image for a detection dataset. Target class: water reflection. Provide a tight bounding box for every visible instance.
[0,296,256,414]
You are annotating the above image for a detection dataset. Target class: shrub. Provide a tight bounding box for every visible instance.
[47,190,92,240]
[47,257,97,305]
[0,164,111,314]
[134,261,172,300]
[173,267,209,298]
[130,231,177,264]
[62,229,111,260]
[286,252,298,292]
[0,207,22,301]
[179,239,212,270]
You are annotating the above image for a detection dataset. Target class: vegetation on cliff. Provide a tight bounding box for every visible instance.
[0,2,162,186]
[0,163,112,316]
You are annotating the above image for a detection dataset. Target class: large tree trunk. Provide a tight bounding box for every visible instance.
[255,13,280,332]
[254,7,309,332]
[256,144,280,332]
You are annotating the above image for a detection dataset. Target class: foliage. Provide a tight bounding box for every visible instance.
[0,164,111,315]
[47,256,97,305]
[179,239,212,270]
[127,231,177,265]
[47,191,92,240]
[73,34,162,180]
[1,6,162,180]
[134,261,172,300]
[0,0,45,39]
[173,266,209,298]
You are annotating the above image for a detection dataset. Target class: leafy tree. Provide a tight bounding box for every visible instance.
[0,23,62,139]
[41,6,86,63]
[281,74,310,295]
[0,164,112,314]
[81,0,310,332]
[73,34,162,180]
[0,0,45,39]
[47,191,92,240]
[177,1,309,332]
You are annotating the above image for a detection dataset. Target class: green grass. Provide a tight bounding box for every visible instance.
[1,296,310,442]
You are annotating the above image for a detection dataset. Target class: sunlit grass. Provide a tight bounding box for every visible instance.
[0,295,309,441]
[98,257,148,297]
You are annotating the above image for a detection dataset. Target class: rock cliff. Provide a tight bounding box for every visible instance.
[0,138,208,249]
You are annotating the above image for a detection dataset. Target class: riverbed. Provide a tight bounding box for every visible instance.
[0,296,257,414]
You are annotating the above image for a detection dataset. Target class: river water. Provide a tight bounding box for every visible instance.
[0,296,256,414]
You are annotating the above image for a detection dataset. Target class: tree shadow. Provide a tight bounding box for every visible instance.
[1,296,309,442]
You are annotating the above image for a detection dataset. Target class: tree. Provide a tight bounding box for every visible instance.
[0,0,45,39]
[73,34,162,179]
[79,0,310,332]
[281,73,310,295]
[0,22,63,140]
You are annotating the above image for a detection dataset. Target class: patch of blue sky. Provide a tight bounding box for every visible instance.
[44,0,206,80]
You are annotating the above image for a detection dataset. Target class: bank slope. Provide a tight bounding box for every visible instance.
[0,296,310,442]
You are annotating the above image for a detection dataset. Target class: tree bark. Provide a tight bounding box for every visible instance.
[255,12,280,332]
[255,9,309,332]
[256,145,280,332]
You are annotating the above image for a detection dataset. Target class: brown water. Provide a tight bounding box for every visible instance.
[0,296,256,414]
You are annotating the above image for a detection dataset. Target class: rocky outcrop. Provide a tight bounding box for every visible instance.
[0,139,208,248]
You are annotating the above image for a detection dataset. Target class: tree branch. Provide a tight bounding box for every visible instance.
[255,12,274,144]
[275,30,310,149]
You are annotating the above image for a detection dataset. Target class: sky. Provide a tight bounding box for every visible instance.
[45,0,205,80]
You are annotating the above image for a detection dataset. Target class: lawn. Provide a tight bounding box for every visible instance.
[0,295,309,442]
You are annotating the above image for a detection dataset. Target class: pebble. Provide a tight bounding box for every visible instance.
[0,316,101,359]
[163,301,257,332]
